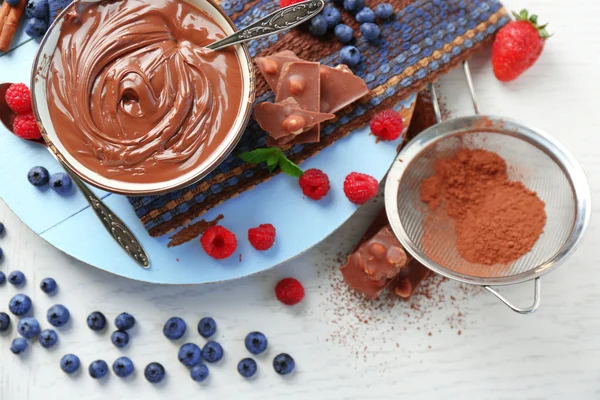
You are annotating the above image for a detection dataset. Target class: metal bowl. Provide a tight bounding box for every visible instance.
[30,0,255,196]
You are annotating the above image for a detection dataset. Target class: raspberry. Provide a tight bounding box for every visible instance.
[12,112,41,140]
[298,168,330,200]
[200,226,237,260]
[248,224,276,251]
[275,278,304,306]
[5,83,32,114]
[369,109,404,141]
[343,172,378,205]
[279,0,304,7]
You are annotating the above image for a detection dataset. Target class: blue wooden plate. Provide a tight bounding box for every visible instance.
[0,37,416,284]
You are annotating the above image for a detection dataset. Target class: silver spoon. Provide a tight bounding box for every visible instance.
[0,83,150,269]
[207,0,324,50]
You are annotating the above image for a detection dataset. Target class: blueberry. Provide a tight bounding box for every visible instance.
[10,337,28,354]
[375,3,394,19]
[0,222,4,235]
[343,0,364,13]
[163,317,186,340]
[0,271,5,285]
[356,7,375,23]
[18,317,40,339]
[47,304,70,327]
[24,17,48,38]
[60,354,80,374]
[87,311,107,331]
[331,0,344,5]
[190,363,209,382]
[178,343,202,367]
[111,330,129,348]
[201,341,224,363]
[340,45,361,66]
[237,358,258,378]
[144,362,166,384]
[39,329,58,348]
[25,0,49,19]
[360,22,380,41]
[308,15,327,37]
[0,247,3,260]
[40,277,57,294]
[27,166,49,186]
[245,331,268,355]
[334,24,354,43]
[113,357,134,378]
[0,312,10,332]
[89,360,109,379]
[49,173,72,195]
[322,6,341,29]
[8,270,25,286]
[9,294,32,316]
[197,317,216,338]
[273,353,295,375]
[115,312,135,331]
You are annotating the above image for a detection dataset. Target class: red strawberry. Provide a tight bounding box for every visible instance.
[492,10,550,82]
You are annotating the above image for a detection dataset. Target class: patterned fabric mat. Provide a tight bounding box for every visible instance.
[128,0,509,237]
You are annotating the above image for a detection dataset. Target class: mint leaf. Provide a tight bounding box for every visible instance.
[278,154,304,178]
[238,148,278,164]
[266,153,279,173]
[239,147,303,178]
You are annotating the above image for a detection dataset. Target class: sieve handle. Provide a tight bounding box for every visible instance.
[483,278,541,315]
[429,60,481,123]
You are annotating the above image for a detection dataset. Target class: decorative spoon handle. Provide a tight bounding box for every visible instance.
[63,165,150,269]
[206,0,325,51]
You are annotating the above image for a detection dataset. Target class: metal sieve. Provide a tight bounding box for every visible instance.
[384,62,592,314]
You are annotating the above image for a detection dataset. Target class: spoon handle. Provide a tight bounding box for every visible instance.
[206,0,325,51]
[62,164,150,269]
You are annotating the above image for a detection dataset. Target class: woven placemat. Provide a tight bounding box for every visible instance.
[128,0,509,237]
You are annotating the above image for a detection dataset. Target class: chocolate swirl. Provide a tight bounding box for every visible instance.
[46,0,243,183]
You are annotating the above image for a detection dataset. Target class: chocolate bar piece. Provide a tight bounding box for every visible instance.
[340,208,431,300]
[358,225,407,281]
[319,65,370,114]
[340,258,392,301]
[255,51,300,93]
[392,259,431,299]
[274,61,321,145]
[254,97,334,144]
[341,222,409,300]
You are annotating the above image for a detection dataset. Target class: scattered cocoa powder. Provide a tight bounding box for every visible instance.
[316,253,480,363]
[421,148,546,265]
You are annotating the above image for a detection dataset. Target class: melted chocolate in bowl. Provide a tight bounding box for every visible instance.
[45,0,244,185]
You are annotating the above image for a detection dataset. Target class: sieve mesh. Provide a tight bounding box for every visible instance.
[396,128,576,280]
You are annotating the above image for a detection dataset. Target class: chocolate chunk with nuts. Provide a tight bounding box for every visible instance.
[254,97,334,144]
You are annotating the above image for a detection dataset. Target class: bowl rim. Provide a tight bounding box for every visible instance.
[30,0,256,196]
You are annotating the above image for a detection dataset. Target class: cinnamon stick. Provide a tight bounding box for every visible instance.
[0,0,27,53]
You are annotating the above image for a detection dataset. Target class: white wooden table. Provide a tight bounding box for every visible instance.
[1,0,599,398]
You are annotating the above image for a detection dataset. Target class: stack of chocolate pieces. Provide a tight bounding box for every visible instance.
[254,51,370,147]
[340,209,431,300]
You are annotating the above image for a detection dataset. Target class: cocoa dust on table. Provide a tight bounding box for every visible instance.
[315,253,480,363]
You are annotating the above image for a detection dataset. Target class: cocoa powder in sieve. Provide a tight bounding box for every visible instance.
[420,148,546,265]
